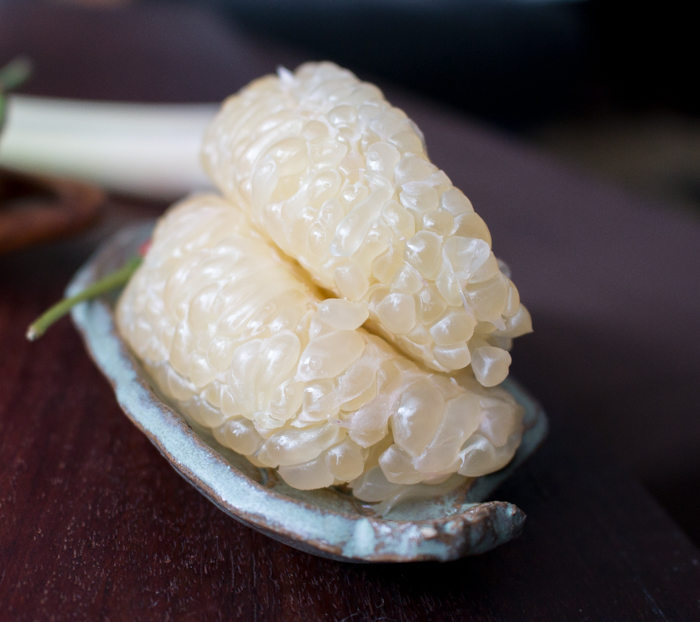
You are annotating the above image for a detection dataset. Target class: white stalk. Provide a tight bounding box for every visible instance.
[0,95,217,199]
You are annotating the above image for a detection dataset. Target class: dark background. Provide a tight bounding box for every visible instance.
[216,0,700,212]
[1,2,699,619]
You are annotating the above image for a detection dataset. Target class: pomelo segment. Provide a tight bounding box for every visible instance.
[202,62,531,381]
[117,195,524,499]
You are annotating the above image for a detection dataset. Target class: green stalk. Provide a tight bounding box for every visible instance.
[26,255,142,341]
[0,57,32,130]
[0,57,32,91]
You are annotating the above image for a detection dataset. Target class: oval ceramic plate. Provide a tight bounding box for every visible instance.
[69,223,548,563]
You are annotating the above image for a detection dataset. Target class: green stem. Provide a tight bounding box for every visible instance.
[26,255,143,341]
[0,57,32,92]
[0,56,32,131]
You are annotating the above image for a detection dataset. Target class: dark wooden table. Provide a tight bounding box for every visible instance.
[2,3,700,620]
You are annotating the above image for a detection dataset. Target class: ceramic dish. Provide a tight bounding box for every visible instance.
[69,223,548,563]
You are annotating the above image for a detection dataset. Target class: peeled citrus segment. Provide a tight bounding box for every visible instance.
[202,62,531,379]
[116,195,524,497]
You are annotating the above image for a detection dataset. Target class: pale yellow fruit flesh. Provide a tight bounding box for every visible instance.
[116,195,524,503]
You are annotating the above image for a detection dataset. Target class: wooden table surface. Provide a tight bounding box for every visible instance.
[2,3,700,620]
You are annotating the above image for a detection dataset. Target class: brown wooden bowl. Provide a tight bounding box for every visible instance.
[0,168,104,254]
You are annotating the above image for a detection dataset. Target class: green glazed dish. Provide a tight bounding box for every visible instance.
[69,223,548,563]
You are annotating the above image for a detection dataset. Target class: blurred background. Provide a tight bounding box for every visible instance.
[215,0,700,214]
[5,0,699,211]
[1,0,698,542]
